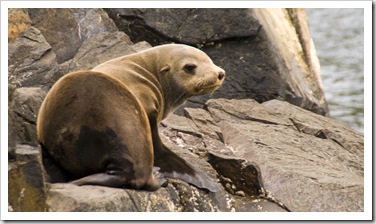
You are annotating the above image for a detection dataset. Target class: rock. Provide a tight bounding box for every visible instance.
[8,27,58,88]
[28,8,118,63]
[8,87,46,158]
[8,145,47,212]
[8,8,31,42]
[252,9,327,115]
[105,8,329,116]
[47,184,137,212]
[106,8,260,45]
[207,152,264,197]
[73,8,118,42]
[47,180,232,212]
[63,31,150,73]
[28,9,81,63]
[204,98,363,212]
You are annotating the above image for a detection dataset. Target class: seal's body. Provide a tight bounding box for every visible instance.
[37,44,225,191]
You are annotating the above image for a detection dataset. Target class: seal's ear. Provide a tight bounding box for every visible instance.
[160,65,170,74]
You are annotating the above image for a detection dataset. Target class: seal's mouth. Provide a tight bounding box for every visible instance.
[195,83,222,95]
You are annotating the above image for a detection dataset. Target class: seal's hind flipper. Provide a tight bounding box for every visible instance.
[70,173,128,188]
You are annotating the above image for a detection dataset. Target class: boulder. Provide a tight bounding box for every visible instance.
[8,87,46,159]
[8,145,47,212]
[73,8,118,43]
[105,8,329,116]
[28,8,118,63]
[8,27,58,88]
[105,8,260,45]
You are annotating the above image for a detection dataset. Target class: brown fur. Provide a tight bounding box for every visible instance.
[37,44,225,191]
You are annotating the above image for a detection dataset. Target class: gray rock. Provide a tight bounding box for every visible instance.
[61,31,150,75]
[8,144,47,212]
[28,8,119,63]
[205,99,363,212]
[47,184,138,212]
[106,8,260,45]
[73,8,118,42]
[8,87,46,157]
[28,9,82,63]
[8,27,58,88]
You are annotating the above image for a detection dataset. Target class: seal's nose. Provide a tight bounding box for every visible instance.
[218,71,225,80]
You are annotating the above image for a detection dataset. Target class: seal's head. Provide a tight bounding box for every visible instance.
[158,45,225,96]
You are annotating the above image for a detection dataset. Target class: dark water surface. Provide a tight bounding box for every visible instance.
[306,8,364,133]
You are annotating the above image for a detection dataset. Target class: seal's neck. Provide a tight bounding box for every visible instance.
[159,78,191,120]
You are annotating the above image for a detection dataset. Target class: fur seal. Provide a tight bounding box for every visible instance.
[37,44,225,192]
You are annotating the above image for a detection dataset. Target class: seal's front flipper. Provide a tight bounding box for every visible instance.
[151,124,220,192]
[153,167,168,188]
[70,173,127,188]
[154,149,220,192]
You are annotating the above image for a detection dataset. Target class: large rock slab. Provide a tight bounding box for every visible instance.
[105,8,260,45]
[204,99,363,212]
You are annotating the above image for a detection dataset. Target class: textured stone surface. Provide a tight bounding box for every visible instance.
[8,27,58,88]
[28,8,119,63]
[106,8,260,45]
[8,8,31,42]
[8,87,46,158]
[62,31,149,73]
[205,99,363,212]
[8,145,47,212]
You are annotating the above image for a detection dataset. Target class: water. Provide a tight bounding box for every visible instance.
[306,9,364,133]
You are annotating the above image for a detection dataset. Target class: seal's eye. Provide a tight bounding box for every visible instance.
[183,64,197,74]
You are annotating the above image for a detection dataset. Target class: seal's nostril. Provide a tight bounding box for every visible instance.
[218,71,225,80]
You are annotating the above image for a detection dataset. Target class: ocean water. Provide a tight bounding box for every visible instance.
[306,8,364,133]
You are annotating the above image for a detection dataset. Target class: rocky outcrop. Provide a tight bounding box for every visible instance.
[105,8,329,116]
[9,98,363,212]
[7,8,363,212]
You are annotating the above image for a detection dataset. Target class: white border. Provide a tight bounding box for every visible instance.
[1,0,372,221]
